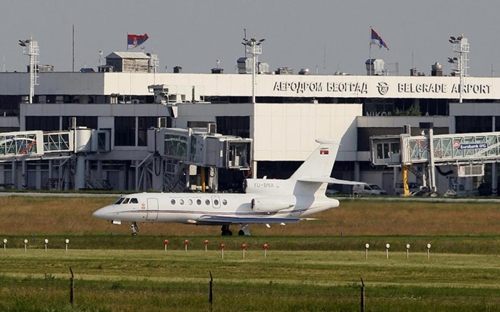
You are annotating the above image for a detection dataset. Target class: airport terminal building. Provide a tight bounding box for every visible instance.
[0,48,499,194]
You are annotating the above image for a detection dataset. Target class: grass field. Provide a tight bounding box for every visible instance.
[1,249,500,311]
[1,195,500,311]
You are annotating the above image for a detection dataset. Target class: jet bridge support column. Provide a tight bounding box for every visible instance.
[11,161,17,190]
[21,161,27,190]
[48,160,53,181]
[493,117,498,196]
[209,167,218,193]
[428,129,437,193]
[75,154,86,190]
[493,164,498,196]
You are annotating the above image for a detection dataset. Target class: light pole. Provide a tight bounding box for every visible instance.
[19,38,39,104]
[242,36,264,179]
[242,36,265,104]
[448,35,469,104]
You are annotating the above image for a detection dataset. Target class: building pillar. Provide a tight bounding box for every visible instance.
[252,160,258,179]
[354,161,360,182]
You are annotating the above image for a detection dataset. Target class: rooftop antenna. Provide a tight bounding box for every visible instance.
[323,43,326,74]
[216,59,220,68]
[72,25,75,72]
[243,28,247,57]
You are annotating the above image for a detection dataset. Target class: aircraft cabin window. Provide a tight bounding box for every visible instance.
[205,199,210,205]
[114,198,125,205]
[130,198,138,204]
[122,198,130,204]
[197,199,202,205]
[171,199,176,205]
[214,199,219,206]
[180,199,184,205]
[222,199,227,205]
[188,199,193,205]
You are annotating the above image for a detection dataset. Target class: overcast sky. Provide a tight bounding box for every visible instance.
[2,0,499,76]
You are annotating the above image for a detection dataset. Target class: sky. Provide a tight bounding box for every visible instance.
[2,0,500,77]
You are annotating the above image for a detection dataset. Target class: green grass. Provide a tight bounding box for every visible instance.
[1,249,500,311]
[2,196,500,310]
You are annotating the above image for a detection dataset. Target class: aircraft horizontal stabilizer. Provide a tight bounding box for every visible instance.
[298,177,365,185]
[196,215,300,225]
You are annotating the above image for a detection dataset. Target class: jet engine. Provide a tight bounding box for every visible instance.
[251,196,295,213]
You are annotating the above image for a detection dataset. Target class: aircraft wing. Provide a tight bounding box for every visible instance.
[298,177,365,185]
[195,215,301,225]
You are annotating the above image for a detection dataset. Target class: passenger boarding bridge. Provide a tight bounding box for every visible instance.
[0,125,251,192]
[370,124,500,195]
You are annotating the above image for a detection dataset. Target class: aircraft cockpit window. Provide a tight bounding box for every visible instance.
[122,198,130,204]
[197,199,202,205]
[180,199,184,205]
[130,198,138,204]
[205,199,210,205]
[114,198,125,205]
[171,199,176,205]
[222,199,228,205]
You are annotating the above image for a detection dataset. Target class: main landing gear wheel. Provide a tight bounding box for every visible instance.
[221,225,232,236]
[238,230,245,236]
[131,222,140,236]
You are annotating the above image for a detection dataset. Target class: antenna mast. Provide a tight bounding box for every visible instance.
[72,25,75,72]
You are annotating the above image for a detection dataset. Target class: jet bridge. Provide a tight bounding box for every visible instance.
[0,128,111,190]
[370,129,500,195]
[134,127,252,191]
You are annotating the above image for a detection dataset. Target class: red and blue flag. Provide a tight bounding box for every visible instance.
[370,28,389,50]
[127,33,149,48]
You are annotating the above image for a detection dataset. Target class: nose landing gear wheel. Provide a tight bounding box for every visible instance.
[131,222,140,236]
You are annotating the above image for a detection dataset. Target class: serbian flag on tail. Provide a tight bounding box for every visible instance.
[127,33,149,48]
[320,148,329,155]
[370,28,389,50]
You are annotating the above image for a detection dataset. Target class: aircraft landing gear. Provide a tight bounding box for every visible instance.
[131,222,140,236]
[221,225,232,236]
[239,224,251,236]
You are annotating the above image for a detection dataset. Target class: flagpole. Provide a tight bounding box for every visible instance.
[369,27,372,76]
[127,33,129,51]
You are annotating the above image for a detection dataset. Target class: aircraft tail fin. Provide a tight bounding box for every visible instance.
[289,139,341,181]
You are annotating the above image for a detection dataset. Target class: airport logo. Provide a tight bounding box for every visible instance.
[377,82,389,95]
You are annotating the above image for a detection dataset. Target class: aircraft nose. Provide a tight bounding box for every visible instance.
[93,205,113,219]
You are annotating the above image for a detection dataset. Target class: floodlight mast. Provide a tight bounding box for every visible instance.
[242,36,264,105]
[19,37,39,104]
[241,35,264,179]
[448,35,469,103]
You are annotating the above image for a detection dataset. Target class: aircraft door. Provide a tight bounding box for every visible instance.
[146,198,159,221]
[211,195,221,209]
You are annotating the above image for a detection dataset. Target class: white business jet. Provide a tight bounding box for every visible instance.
[93,139,361,236]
